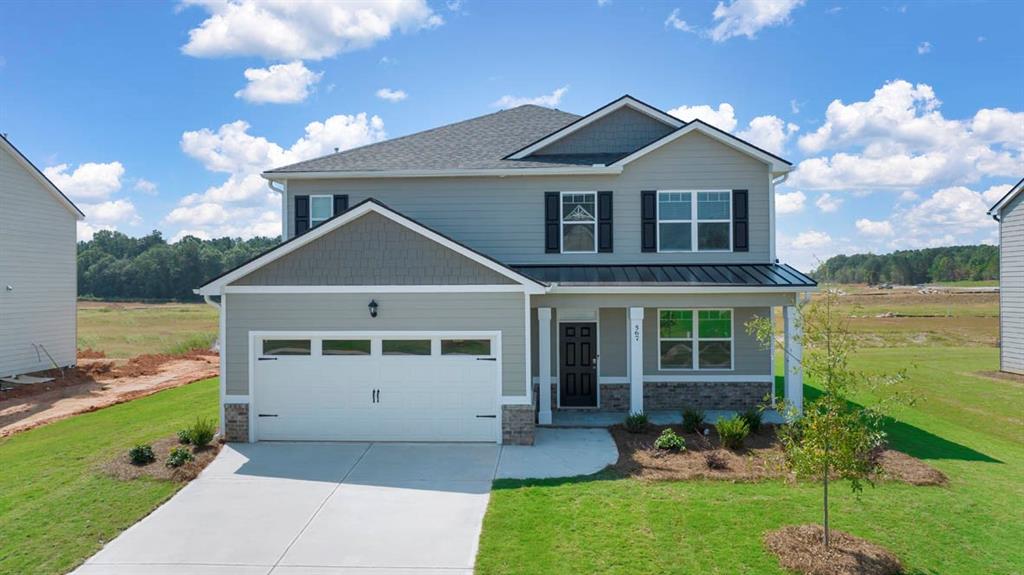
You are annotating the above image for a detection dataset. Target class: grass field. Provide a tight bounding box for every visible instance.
[77,301,218,358]
[0,378,218,575]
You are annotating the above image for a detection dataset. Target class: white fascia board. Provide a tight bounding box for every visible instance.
[611,122,794,174]
[0,137,85,220]
[261,166,622,182]
[987,178,1023,218]
[547,285,818,294]
[224,285,533,294]
[197,201,546,295]
[508,97,684,160]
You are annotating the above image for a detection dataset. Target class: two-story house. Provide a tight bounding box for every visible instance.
[197,96,816,445]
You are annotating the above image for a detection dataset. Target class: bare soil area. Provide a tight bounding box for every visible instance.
[101,435,222,482]
[610,424,947,486]
[0,352,219,437]
[764,525,903,575]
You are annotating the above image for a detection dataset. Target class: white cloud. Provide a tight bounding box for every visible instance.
[664,8,695,32]
[169,113,386,238]
[133,178,158,195]
[376,88,408,102]
[982,183,1012,204]
[79,199,140,226]
[815,192,842,213]
[883,185,998,249]
[790,99,801,114]
[917,41,931,55]
[234,61,322,104]
[708,0,805,42]
[855,218,893,236]
[667,103,737,131]
[180,0,442,61]
[43,161,124,200]
[789,80,1024,190]
[775,190,806,214]
[77,222,115,242]
[492,86,569,109]
[597,0,612,6]
[898,190,919,203]
[736,115,799,155]
[792,230,831,249]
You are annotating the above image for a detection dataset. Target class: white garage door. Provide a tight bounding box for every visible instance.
[252,332,500,442]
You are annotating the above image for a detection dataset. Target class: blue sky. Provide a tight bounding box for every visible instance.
[2,0,1021,270]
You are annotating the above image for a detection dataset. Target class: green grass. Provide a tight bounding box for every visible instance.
[0,378,218,575]
[476,347,1024,574]
[77,302,218,358]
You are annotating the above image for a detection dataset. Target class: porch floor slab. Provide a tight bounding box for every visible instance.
[547,409,786,428]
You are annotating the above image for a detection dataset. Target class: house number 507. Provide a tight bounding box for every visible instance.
[633,325,641,342]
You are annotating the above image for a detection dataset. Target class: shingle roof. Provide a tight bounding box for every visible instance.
[510,263,816,288]
[267,105,587,174]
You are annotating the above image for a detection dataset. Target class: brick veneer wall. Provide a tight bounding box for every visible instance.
[502,404,535,445]
[598,382,771,412]
[224,403,249,442]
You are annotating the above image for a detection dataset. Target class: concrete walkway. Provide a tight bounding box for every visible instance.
[74,429,616,575]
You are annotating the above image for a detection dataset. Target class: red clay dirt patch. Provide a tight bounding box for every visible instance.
[764,525,903,575]
[77,348,107,359]
[0,353,219,437]
[101,435,223,482]
[611,424,945,486]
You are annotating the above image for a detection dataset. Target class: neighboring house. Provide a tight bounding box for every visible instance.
[988,177,1024,375]
[0,135,84,378]
[197,96,816,445]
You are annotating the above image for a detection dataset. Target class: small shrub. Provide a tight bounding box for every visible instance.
[704,450,728,470]
[166,446,194,468]
[716,415,750,450]
[128,444,156,466]
[682,408,705,433]
[624,412,648,433]
[187,417,217,447]
[654,428,686,451]
[176,428,192,444]
[740,408,763,434]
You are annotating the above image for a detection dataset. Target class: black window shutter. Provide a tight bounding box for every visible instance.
[597,191,613,253]
[294,195,310,236]
[733,189,749,252]
[544,192,560,253]
[641,190,657,252]
[333,194,349,216]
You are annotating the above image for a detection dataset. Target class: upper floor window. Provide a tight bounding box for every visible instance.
[310,195,333,228]
[657,190,731,252]
[561,192,597,253]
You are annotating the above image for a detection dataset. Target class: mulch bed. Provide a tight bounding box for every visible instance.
[764,525,903,575]
[610,423,947,486]
[101,435,222,482]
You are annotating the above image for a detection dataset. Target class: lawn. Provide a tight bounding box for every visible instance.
[77,301,218,359]
[477,346,1024,574]
[0,378,218,575]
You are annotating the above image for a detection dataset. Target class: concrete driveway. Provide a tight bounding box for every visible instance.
[74,429,616,575]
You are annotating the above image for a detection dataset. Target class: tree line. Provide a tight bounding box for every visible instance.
[78,230,280,301]
[812,245,999,285]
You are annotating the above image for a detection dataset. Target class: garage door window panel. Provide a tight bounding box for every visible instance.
[441,339,492,356]
[383,339,432,355]
[322,339,371,356]
[262,339,311,356]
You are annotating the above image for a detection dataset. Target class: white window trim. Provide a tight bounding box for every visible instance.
[656,190,733,253]
[560,191,598,254]
[309,194,333,228]
[656,308,735,371]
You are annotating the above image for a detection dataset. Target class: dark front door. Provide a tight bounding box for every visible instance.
[560,322,597,407]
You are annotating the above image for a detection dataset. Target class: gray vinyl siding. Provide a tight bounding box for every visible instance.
[224,292,527,396]
[533,107,675,156]
[529,294,787,379]
[0,145,78,376]
[1000,194,1024,374]
[235,212,513,286]
[285,130,772,265]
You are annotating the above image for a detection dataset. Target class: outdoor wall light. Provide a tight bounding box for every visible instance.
[368,299,378,318]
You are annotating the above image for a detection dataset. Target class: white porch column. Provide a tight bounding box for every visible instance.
[537,307,553,425]
[629,307,645,415]
[783,305,804,415]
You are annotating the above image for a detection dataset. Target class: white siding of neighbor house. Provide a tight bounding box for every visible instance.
[0,145,78,376]
[284,130,774,265]
[1000,193,1024,374]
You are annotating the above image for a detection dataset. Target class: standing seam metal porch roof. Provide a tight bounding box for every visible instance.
[509,264,816,287]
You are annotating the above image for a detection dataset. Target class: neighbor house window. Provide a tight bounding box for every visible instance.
[561,192,597,253]
[310,195,333,228]
[657,190,732,252]
[658,309,733,369]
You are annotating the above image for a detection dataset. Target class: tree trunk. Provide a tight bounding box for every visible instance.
[823,463,830,547]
